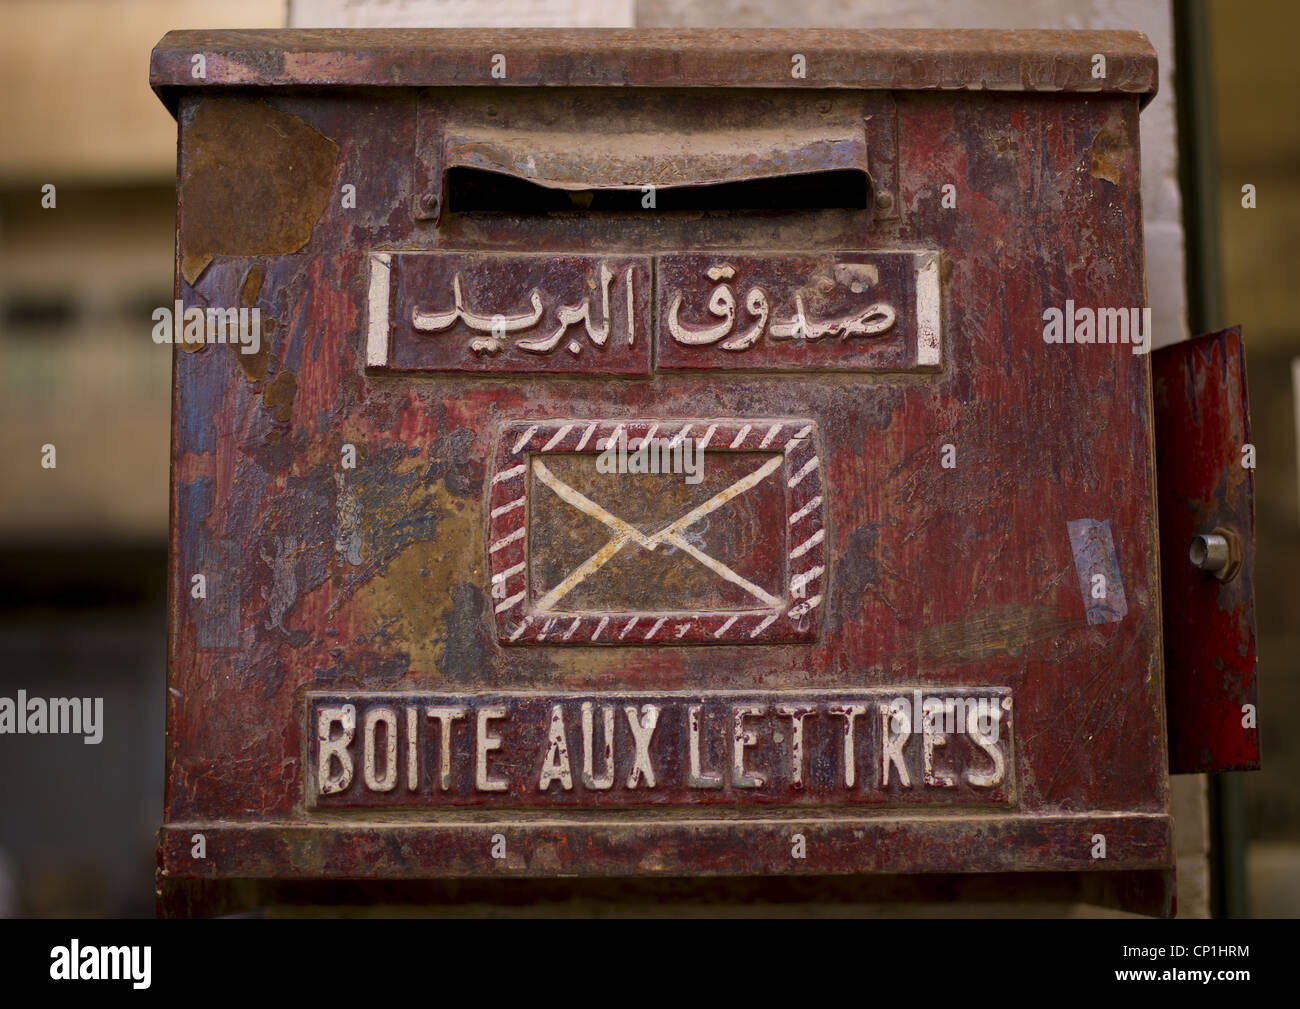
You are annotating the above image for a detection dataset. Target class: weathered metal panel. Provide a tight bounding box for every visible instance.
[148,28,1159,106]
[1153,326,1260,773]
[157,814,1171,879]
[154,30,1176,915]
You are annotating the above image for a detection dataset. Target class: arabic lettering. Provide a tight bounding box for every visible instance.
[412,265,634,356]
[668,262,896,350]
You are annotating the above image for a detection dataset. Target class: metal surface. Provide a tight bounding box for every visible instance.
[153,29,1175,915]
[149,28,1158,109]
[442,122,870,193]
[1154,326,1260,774]
[1188,529,1239,580]
[408,89,900,224]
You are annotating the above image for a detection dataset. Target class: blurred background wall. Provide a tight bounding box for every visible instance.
[1208,2,1300,919]
[0,0,1293,917]
[0,0,291,918]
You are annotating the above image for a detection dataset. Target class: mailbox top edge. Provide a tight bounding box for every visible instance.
[149,28,1158,117]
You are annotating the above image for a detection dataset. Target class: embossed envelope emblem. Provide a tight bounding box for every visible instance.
[488,419,827,645]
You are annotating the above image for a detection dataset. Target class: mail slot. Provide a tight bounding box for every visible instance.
[149,29,1258,916]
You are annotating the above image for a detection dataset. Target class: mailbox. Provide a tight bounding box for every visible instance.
[150,29,1258,917]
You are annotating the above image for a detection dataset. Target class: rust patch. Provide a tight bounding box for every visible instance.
[991,132,1019,157]
[263,370,297,423]
[915,604,1079,661]
[180,99,338,284]
[241,263,263,304]
[344,483,482,677]
[233,264,274,381]
[1089,128,1126,186]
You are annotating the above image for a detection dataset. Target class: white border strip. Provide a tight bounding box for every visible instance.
[915,251,941,367]
[366,253,392,368]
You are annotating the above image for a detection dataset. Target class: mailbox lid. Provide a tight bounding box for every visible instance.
[149,28,1158,110]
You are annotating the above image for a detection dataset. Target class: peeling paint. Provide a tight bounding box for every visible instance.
[1089,127,1127,186]
[179,98,339,283]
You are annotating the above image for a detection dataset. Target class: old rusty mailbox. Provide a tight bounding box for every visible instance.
[150,29,1257,916]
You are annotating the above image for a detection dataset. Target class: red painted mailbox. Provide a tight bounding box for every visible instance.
[150,29,1257,916]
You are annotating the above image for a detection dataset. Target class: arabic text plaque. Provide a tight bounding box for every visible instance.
[370,252,653,374]
[654,251,941,373]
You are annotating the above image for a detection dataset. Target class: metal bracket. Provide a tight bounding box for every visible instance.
[412,96,443,224]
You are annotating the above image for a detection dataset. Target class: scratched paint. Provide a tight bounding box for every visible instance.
[1153,327,1260,772]
[196,538,240,648]
[1066,519,1129,625]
